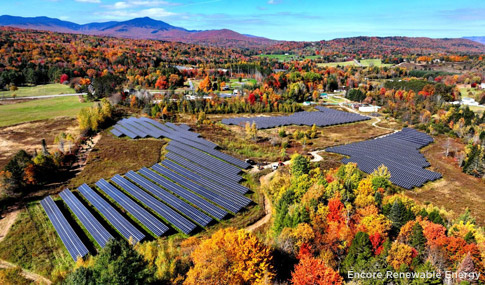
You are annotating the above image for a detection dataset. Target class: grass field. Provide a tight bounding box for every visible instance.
[318,59,393,68]
[407,136,485,226]
[0,203,73,280]
[0,84,76,98]
[0,96,91,127]
[66,130,165,189]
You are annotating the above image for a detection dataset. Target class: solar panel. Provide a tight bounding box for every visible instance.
[149,165,244,213]
[95,179,169,237]
[161,160,250,202]
[222,106,370,129]
[125,170,218,225]
[111,175,196,235]
[40,196,89,261]
[78,183,145,243]
[325,128,441,189]
[59,189,113,248]
[165,152,243,185]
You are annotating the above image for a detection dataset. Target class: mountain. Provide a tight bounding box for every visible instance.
[464,36,485,45]
[0,15,276,48]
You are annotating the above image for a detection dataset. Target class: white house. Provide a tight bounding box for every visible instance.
[359,105,381,112]
[481,83,485,89]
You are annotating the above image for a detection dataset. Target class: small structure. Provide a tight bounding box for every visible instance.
[481,83,485,89]
[359,105,381,113]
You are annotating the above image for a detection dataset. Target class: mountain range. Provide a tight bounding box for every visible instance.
[0,15,484,52]
[0,15,275,48]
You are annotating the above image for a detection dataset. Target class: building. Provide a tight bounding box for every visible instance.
[359,105,381,112]
[481,83,485,89]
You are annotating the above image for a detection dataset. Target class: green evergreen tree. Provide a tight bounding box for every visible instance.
[341,232,373,275]
[410,222,426,257]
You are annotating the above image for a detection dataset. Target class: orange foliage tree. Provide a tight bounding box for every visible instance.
[184,227,274,285]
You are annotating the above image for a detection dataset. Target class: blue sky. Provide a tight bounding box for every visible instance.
[2,0,485,41]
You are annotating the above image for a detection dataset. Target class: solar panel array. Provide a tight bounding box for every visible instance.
[40,196,89,261]
[221,106,370,129]
[42,117,254,258]
[325,128,442,189]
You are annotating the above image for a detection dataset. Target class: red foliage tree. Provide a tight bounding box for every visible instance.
[369,232,385,255]
[291,256,343,285]
[60,74,69,84]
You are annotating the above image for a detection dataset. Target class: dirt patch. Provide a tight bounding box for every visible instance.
[0,259,52,284]
[0,118,78,169]
[405,136,485,225]
[66,131,165,189]
[0,210,19,243]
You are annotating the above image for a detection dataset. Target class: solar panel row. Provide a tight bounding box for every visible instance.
[222,106,370,129]
[154,162,251,207]
[40,196,89,261]
[150,164,244,213]
[325,128,441,189]
[125,170,218,224]
[59,189,113,248]
[111,175,197,235]
[78,183,145,244]
[95,179,169,237]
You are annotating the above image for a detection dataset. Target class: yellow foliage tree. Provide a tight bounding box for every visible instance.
[184,227,274,285]
[386,241,417,270]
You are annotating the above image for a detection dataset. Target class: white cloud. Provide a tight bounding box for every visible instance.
[100,7,176,19]
[109,0,177,9]
[75,0,101,3]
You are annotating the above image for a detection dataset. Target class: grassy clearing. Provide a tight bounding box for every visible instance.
[0,203,73,279]
[0,96,91,127]
[318,59,393,68]
[0,84,76,98]
[406,136,485,226]
[67,130,165,189]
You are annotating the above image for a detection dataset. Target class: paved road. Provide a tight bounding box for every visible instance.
[0,93,87,100]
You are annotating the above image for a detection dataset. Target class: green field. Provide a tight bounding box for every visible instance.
[318,59,393,68]
[0,96,92,127]
[459,87,479,99]
[0,84,76,98]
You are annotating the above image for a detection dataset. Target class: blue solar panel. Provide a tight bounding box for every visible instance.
[149,165,244,213]
[125,170,218,225]
[95,179,169,237]
[165,152,243,185]
[111,175,196,235]
[40,196,89,261]
[60,189,113,248]
[160,160,250,201]
[222,106,370,129]
[78,183,145,244]
[325,128,441,189]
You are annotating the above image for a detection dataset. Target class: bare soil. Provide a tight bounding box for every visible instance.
[0,118,78,169]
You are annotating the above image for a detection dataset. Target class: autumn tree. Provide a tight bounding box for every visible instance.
[291,256,343,285]
[185,228,274,285]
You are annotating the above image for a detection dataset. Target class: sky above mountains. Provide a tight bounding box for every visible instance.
[3,0,485,41]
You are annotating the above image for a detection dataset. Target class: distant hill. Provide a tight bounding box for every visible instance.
[0,15,276,49]
[1,15,484,54]
[268,36,485,56]
[464,36,485,45]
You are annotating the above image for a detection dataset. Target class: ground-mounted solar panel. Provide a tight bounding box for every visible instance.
[95,179,169,237]
[113,125,138,139]
[171,140,250,169]
[78,184,145,243]
[59,189,113,248]
[125,170,218,225]
[111,175,196,234]
[325,128,441,189]
[160,160,250,202]
[222,106,370,129]
[149,165,244,213]
[118,121,148,138]
[110,128,123,137]
[166,144,241,178]
[40,196,89,261]
[165,152,243,185]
